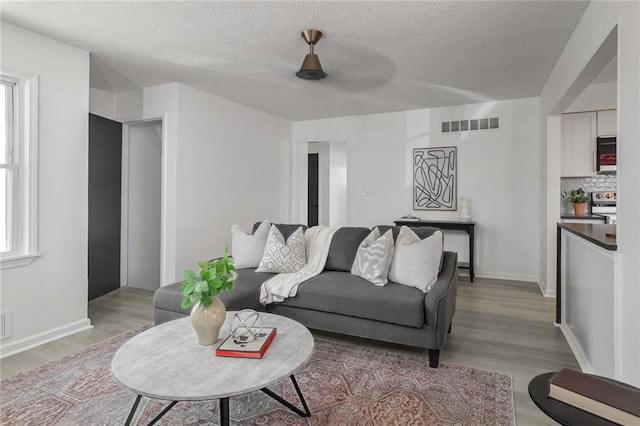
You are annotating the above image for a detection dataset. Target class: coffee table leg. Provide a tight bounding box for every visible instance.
[124,394,179,426]
[125,394,142,426]
[220,397,230,426]
[148,401,178,426]
[261,374,311,417]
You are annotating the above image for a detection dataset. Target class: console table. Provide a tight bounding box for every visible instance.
[394,219,476,282]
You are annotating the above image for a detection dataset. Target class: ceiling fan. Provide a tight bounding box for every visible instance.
[296,29,327,80]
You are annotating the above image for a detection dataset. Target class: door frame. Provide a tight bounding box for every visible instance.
[120,116,165,288]
[292,140,349,226]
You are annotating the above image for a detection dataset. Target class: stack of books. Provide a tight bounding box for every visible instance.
[548,368,640,424]
[215,327,277,359]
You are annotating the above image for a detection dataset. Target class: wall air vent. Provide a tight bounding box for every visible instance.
[442,117,499,133]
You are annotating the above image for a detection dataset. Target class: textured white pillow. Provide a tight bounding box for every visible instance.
[388,227,443,292]
[351,228,395,286]
[256,225,306,273]
[231,220,271,269]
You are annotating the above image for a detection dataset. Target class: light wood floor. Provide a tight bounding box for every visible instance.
[0,278,577,425]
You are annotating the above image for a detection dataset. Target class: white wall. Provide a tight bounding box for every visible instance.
[0,23,91,356]
[540,1,640,386]
[89,87,115,120]
[565,82,617,113]
[126,121,162,291]
[173,84,291,276]
[293,97,540,282]
[114,83,291,284]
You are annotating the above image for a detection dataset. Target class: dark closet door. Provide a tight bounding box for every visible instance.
[308,153,319,227]
[88,114,122,300]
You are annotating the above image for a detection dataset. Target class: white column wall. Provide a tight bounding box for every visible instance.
[540,1,640,386]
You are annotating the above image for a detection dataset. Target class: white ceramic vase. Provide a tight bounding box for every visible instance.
[190,297,226,345]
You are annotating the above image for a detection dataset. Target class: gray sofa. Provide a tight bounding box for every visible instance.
[153,224,458,368]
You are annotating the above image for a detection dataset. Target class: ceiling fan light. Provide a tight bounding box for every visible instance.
[296,53,327,80]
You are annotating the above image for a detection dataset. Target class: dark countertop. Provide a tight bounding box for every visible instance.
[560,214,606,221]
[557,223,617,250]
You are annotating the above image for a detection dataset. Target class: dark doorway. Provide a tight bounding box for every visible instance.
[88,113,122,300]
[307,153,319,226]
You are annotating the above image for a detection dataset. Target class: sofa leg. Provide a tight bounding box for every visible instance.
[428,349,440,368]
[448,323,452,334]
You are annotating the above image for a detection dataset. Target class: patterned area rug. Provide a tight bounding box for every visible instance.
[1,326,515,425]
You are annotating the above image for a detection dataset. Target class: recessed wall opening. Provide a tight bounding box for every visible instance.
[305,141,347,227]
[121,119,163,292]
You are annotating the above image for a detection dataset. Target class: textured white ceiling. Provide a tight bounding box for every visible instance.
[1,1,588,121]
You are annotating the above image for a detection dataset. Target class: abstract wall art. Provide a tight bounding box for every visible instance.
[413,146,457,210]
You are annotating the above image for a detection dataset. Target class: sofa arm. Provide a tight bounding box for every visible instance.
[424,251,459,349]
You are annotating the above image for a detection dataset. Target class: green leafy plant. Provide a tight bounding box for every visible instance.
[181,246,237,309]
[563,188,589,204]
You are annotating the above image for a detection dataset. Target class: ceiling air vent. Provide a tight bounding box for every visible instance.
[442,117,499,133]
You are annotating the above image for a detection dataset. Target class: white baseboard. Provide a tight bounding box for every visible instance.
[468,270,539,283]
[537,279,557,298]
[559,323,594,374]
[0,318,93,359]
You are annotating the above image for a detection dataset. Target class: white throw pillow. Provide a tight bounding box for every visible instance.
[231,220,271,269]
[388,226,443,292]
[256,225,306,273]
[351,228,395,286]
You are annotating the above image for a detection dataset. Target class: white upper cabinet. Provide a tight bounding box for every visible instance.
[561,112,597,177]
[597,110,617,136]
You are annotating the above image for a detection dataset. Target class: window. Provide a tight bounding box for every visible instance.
[1,81,14,252]
[0,72,39,269]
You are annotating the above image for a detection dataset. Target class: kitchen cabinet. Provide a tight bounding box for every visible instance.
[561,112,597,177]
[597,109,617,136]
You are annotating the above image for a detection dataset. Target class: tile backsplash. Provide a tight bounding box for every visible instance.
[561,175,617,214]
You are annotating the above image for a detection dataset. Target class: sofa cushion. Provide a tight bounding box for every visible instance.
[376,225,445,272]
[231,220,270,269]
[278,271,425,328]
[153,269,270,314]
[256,225,306,273]
[325,227,370,272]
[375,225,441,240]
[350,228,395,286]
[253,222,307,240]
[389,227,443,292]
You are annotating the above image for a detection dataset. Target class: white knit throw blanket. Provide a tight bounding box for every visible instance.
[260,225,339,304]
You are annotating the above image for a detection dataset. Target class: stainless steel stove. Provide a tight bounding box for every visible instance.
[591,191,617,224]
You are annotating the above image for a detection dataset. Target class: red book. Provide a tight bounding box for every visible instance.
[548,368,640,425]
[215,328,277,359]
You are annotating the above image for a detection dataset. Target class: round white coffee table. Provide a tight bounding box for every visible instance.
[111,312,314,425]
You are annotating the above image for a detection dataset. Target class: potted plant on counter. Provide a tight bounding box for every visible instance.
[563,188,589,216]
[182,246,237,345]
